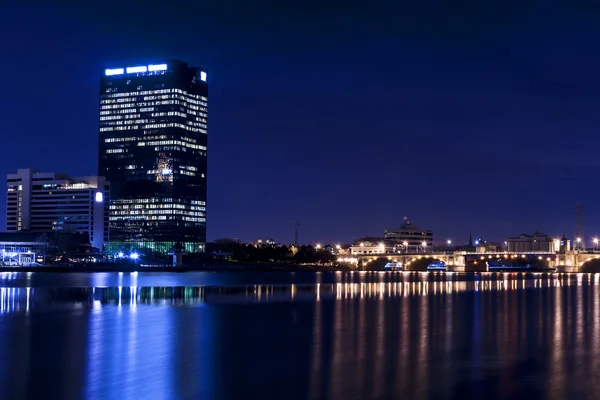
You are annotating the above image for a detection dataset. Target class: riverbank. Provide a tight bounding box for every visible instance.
[0,261,350,273]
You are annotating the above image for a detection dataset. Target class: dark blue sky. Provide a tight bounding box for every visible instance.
[2,1,600,245]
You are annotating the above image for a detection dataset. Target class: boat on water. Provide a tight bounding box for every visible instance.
[384,262,403,271]
[487,263,555,272]
[427,262,447,272]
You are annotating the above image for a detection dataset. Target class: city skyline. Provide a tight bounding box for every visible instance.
[2,2,600,245]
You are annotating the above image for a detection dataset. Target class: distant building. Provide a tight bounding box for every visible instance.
[256,238,277,247]
[350,241,386,255]
[384,218,433,253]
[334,245,350,256]
[506,232,560,253]
[6,169,109,251]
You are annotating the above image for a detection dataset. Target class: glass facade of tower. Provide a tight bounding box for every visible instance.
[98,61,207,253]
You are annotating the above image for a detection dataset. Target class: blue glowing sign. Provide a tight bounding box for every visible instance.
[95,192,103,203]
[200,71,207,82]
[105,68,124,76]
[148,64,167,72]
[126,66,147,73]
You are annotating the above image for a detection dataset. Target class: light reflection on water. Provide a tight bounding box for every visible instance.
[0,272,596,313]
[0,272,600,399]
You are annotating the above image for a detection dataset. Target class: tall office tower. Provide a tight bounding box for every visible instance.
[98,60,208,254]
[6,169,110,251]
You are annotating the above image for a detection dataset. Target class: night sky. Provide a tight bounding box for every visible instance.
[2,1,600,245]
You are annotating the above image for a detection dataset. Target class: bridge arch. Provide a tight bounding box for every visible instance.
[405,256,449,271]
[579,255,600,272]
[361,256,399,271]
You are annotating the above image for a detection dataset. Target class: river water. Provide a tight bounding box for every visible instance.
[0,271,597,399]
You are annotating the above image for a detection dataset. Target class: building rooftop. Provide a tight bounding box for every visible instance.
[509,232,550,240]
[385,217,432,232]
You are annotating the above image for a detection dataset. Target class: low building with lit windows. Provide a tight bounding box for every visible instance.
[506,232,560,253]
[384,218,433,253]
[350,241,386,255]
[6,169,109,251]
[0,232,48,266]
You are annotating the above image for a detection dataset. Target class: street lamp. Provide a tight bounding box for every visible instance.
[447,239,452,248]
[594,238,598,252]
[403,241,408,253]
[576,237,582,250]
[316,244,322,250]
[422,241,427,253]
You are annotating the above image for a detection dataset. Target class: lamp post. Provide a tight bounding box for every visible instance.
[594,238,599,252]
[422,241,427,253]
[446,239,452,250]
[403,241,408,253]
[576,237,582,251]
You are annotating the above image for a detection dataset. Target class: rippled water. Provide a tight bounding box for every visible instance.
[0,271,598,399]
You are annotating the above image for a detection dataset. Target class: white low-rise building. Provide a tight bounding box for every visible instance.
[350,241,386,255]
[6,169,110,251]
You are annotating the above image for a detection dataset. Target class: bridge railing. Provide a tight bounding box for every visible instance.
[353,250,564,257]
[462,251,556,255]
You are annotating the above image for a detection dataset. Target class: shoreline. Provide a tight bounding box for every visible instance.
[0,265,574,273]
[0,262,349,273]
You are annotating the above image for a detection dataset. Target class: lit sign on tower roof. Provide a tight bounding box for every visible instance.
[126,66,148,73]
[148,64,168,72]
[105,63,170,76]
[105,68,124,76]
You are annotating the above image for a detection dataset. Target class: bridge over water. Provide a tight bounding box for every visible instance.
[353,251,600,272]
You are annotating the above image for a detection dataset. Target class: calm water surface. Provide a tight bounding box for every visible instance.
[0,271,598,399]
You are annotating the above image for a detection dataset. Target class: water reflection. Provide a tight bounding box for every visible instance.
[2,273,600,398]
[0,287,32,314]
[0,273,598,314]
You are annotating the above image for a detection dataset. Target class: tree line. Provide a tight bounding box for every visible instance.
[207,239,337,265]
